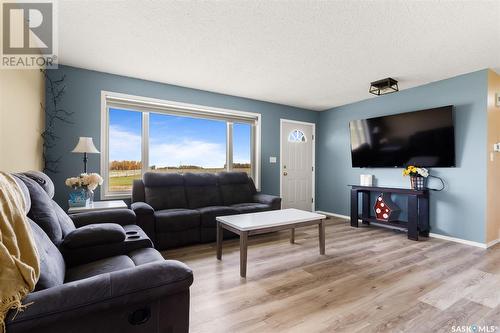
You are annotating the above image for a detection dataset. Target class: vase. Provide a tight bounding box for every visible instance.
[68,187,89,207]
[410,176,425,190]
[86,188,94,204]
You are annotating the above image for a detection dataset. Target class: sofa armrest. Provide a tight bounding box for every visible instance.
[131,202,156,243]
[61,223,126,249]
[69,209,136,227]
[61,225,153,267]
[131,202,154,215]
[6,260,193,332]
[253,193,282,210]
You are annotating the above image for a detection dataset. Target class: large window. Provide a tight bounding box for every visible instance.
[232,123,252,175]
[108,108,142,192]
[149,113,227,173]
[101,92,260,198]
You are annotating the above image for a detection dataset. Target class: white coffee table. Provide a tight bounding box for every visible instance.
[216,208,327,277]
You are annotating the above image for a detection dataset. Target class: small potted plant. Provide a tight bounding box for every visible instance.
[65,173,103,207]
[402,166,428,190]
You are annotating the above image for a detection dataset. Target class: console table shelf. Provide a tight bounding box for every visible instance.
[349,185,430,240]
[357,215,408,229]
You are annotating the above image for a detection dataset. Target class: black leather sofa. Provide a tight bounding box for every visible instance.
[5,172,193,333]
[132,172,281,249]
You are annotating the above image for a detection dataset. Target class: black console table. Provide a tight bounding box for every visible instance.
[349,185,429,240]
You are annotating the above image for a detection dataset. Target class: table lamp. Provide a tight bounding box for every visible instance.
[71,137,100,173]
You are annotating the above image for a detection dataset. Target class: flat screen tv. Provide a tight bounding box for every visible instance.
[349,106,455,168]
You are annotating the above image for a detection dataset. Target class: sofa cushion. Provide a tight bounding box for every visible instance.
[184,173,222,208]
[17,174,63,245]
[197,206,238,228]
[143,173,188,210]
[217,172,254,205]
[143,172,184,187]
[220,184,254,205]
[30,220,65,291]
[155,209,201,232]
[231,203,270,214]
[145,186,188,210]
[217,172,250,185]
[65,255,135,282]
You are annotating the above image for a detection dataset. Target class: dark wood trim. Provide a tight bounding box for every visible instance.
[247,219,323,236]
[240,231,248,278]
[319,220,325,255]
[350,189,359,227]
[219,223,243,235]
[408,195,419,240]
[349,185,427,196]
[418,194,430,237]
[358,216,408,229]
[216,221,223,260]
[361,191,370,225]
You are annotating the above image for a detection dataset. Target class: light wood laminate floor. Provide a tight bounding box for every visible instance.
[164,217,500,333]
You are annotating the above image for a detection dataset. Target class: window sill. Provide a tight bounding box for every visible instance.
[101,192,131,201]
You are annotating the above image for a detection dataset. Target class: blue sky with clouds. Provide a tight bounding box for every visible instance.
[109,108,250,167]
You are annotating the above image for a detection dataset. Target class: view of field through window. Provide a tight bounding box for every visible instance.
[109,109,142,192]
[108,108,252,192]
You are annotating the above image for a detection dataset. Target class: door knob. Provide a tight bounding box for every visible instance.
[283,171,288,176]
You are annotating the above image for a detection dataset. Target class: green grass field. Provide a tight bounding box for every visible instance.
[109,175,142,191]
[109,168,251,192]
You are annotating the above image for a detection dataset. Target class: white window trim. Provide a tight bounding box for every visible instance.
[100,91,261,200]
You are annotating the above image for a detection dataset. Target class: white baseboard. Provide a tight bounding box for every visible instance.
[315,210,349,220]
[428,232,487,249]
[315,210,492,249]
[486,238,500,248]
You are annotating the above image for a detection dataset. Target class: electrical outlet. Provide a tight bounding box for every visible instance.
[494,143,500,152]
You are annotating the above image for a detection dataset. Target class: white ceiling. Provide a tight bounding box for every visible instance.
[58,1,500,111]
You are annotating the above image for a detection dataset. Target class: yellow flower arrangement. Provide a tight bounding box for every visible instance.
[403,165,429,177]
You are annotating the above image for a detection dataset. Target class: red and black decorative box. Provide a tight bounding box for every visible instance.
[373,193,401,222]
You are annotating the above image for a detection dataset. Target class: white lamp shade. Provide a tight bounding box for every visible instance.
[71,137,100,154]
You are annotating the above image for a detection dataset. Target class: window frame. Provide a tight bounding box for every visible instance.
[100,91,261,200]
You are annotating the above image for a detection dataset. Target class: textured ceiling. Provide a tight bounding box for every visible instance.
[58,1,500,111]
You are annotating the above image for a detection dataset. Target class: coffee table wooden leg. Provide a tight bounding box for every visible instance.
[290,228,295,244]
[240,231,248,278]
[216,221,223,260]
[319,219,325,255]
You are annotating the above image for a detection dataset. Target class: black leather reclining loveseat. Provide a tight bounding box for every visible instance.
[5,171,193,333]
[131,172,281,249]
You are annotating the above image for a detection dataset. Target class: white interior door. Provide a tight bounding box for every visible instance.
[281,120,314,211]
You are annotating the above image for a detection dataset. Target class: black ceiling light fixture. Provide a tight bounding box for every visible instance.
[369,77,399,96]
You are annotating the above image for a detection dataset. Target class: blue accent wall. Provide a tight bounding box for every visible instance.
[46,65,318,207]
[316,70,488,243]
[46,66,489,243]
